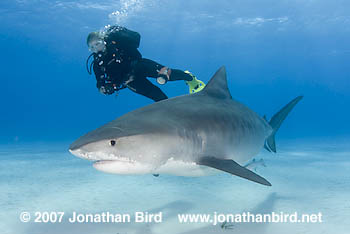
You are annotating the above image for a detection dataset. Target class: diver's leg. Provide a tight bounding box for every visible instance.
[132,58,205,93]
[168,69,193,81]
[126,76,168,102]
[133,58,162,77]
[134,58,193,81]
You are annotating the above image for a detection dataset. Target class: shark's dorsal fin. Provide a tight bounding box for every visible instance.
[203,66,232,99]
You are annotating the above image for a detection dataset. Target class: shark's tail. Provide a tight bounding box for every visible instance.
[264,96,303,153]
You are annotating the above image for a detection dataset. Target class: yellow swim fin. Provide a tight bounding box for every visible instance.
[184,70,206,94]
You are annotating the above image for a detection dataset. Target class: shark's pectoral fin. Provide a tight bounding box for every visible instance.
[197,157,271,186]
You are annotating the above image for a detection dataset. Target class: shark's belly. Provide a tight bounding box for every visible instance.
[93,158,219,176]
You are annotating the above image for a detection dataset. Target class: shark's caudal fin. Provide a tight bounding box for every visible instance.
[264,96,303,153]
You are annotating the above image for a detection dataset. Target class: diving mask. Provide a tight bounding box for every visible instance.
[88,39,106,53]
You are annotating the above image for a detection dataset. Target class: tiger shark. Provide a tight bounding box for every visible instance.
[69,67,302,186]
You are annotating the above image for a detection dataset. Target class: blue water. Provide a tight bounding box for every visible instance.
[1,0,350,233]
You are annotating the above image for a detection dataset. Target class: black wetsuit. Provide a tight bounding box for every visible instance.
[91,26,192,102]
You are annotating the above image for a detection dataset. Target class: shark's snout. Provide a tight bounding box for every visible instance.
[69,148,86,159]
[69,143,80,152]
[69,136,91,152]
[69,141,90,159]
[69,138,123,161]
[69,147,103,161]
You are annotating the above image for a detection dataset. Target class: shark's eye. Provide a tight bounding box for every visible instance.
[110,140,116,146]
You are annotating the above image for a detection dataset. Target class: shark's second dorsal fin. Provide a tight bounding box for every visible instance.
[203,66,232,99]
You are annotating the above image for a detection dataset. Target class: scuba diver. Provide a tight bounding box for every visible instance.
[86,25,205,102]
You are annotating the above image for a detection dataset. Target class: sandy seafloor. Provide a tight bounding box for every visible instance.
[1,139,349,234]
[1,0,350,233]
